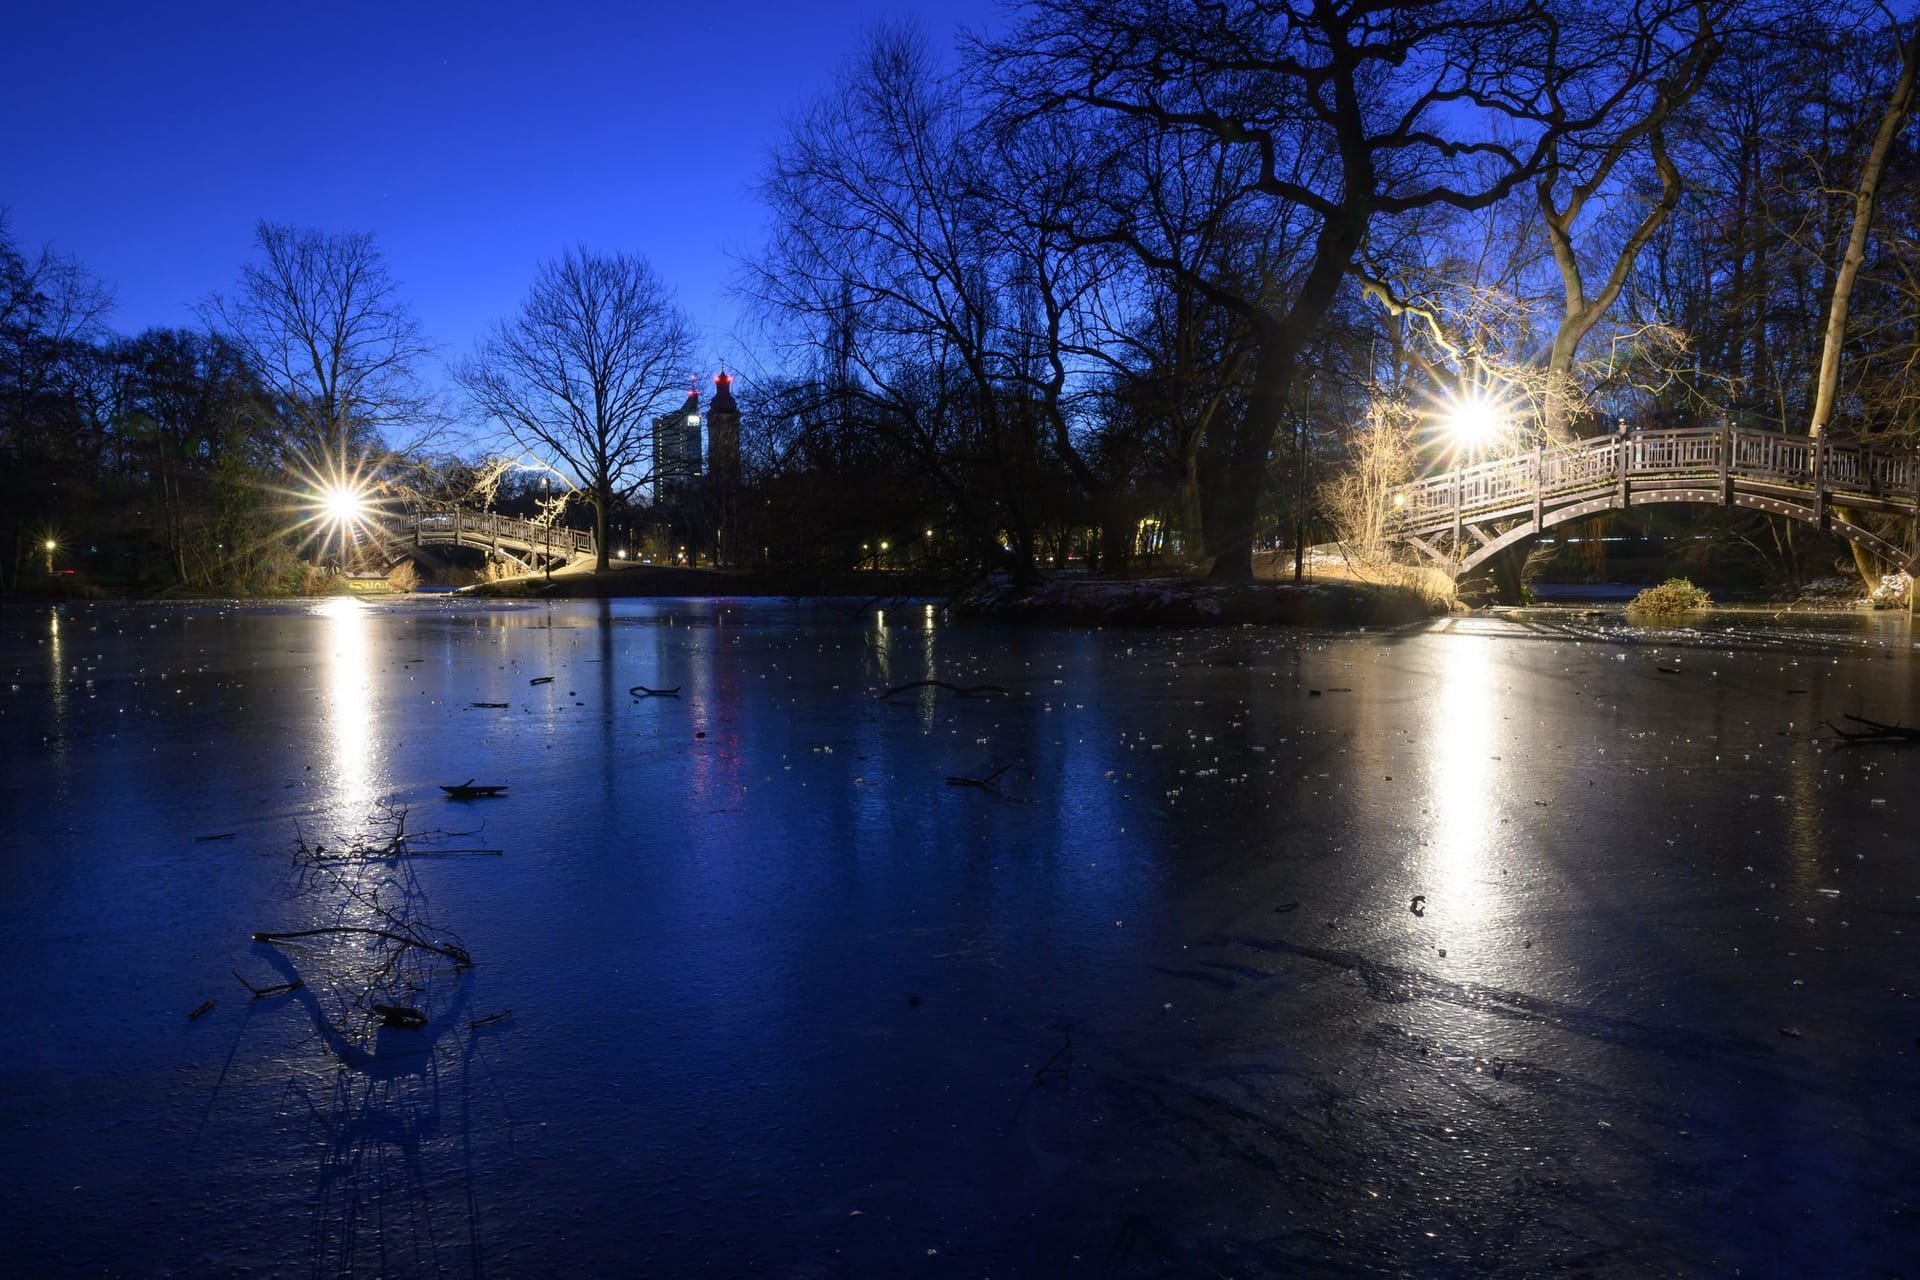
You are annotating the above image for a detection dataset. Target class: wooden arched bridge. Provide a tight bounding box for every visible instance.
[377,509,597,572]
[1385,425,1920,576]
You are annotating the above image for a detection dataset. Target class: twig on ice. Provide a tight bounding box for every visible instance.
[945,761,1018,789]
[1826,713,1920,745]
[252,927,473,968]
[232,970,305,998]
[1032,1032,1073,1084]
[881,679,1010,701]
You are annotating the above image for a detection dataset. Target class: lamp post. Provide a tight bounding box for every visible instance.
[542,475,553,584]
[43,538,57,576]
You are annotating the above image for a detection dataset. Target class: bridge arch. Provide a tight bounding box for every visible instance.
[1388,426,1920,578]
[375,509,597,574]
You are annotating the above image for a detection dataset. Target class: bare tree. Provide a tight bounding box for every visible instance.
[456,248,692,572]
[1810,12,1920,437]
[1533,0,1726,439]
[0,210,115,592]
[752,28,1052,580]
[205,222,440,474]
[979,0,1675,582]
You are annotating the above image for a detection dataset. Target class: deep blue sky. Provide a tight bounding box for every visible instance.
[3,0,1007,387]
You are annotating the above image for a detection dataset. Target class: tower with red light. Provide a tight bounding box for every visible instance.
[707,371,740,490]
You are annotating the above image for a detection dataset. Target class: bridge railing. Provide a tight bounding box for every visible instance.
[1543,436,1620,493]
[410,510,596,556]
[1388,424,1920,536]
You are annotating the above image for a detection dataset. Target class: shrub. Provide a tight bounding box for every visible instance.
[1869,572,1911,610]
[1627,577,1710,618]
[386,561,420,593]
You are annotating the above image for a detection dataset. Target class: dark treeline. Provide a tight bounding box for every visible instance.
[744,0,1920,589]
[5,0,1917,597]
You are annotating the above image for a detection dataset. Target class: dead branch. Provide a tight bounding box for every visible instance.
[882,679,1011,700]
[946,760,1019,788]
[306,848,504,860]
[187,999,216,1021]
[470,1009,513,1029]
[252,928,473,968]
[1826,713,1920,745]
[233,970,305,998]
[629,685,681,697]
[1032,1032,1073,1084]
[372,1003,428,1029]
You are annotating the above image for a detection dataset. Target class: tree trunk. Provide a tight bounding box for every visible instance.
[1811,21,1920,438]
[592,481,611,574]
[1489,548,1526,605]
[1813,20,1919,589]
[1097,492,1133,579]
[1174,445,1204,566]
[1208,347,1293,584]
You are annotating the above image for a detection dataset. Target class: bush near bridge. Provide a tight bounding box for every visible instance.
[1626,578,1712,619]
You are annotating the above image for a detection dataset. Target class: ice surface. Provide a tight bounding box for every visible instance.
[1,597,1916,1275]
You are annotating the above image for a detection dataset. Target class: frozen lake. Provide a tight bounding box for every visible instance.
[2,597,1917,1276]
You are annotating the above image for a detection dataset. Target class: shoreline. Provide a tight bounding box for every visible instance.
[4,566,1899,625]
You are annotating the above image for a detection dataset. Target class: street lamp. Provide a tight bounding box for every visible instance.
[312,479,369,575]
[1440,388,1509,456]
[43,538,57,576]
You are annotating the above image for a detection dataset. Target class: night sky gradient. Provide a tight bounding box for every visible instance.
[3,0,1005,383]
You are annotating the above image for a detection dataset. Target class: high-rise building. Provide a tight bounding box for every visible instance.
[652,383,702,500]
[707,371,740,489]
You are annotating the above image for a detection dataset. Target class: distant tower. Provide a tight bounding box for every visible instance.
[653,381,702,500]
[707,371,740,489]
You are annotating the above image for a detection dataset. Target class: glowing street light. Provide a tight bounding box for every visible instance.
[43,537,57,575]
[318,483,366,526]
[1441,388,1510,455]
[309,476,375,576]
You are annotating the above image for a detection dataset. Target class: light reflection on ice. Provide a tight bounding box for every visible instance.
[45,606,70,769]
[1426,634,1497,931]
[317,597,377,811]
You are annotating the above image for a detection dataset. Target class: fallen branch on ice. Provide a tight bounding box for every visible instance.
[1826,713,1920,745]
[881,679,1010,701]
[251,927,473,968]
[946,761,1018,789]
[232,970,305,998]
